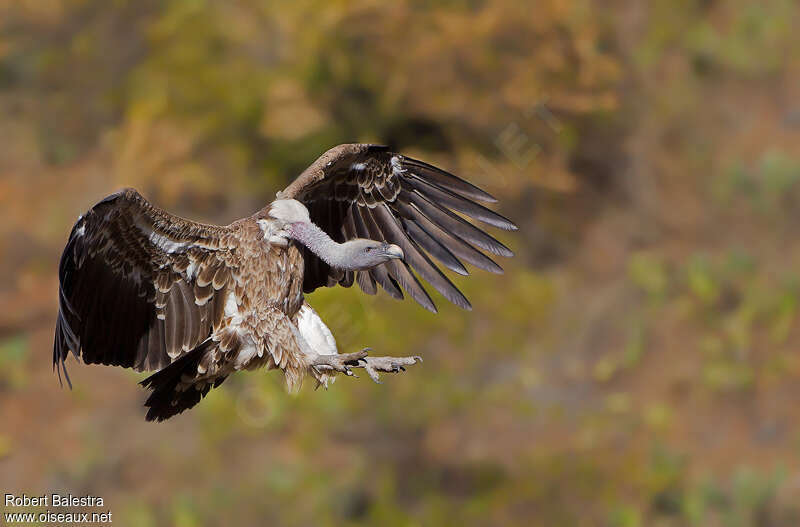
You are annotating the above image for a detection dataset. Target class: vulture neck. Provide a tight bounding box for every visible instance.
[287,221,353,270]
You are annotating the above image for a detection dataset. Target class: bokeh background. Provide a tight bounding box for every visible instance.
[1,1,800,525]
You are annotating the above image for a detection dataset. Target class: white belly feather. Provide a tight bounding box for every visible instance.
[296,303,337,356]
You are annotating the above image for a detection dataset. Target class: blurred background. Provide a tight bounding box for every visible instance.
[1,0,800,525]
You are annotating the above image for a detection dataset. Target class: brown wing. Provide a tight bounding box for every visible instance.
[53,188,238,385]
[280,144,517,313]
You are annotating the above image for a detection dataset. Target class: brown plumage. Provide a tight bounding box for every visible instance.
[53,144,517,421]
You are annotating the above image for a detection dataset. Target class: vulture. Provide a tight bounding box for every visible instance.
[53,144,517,421]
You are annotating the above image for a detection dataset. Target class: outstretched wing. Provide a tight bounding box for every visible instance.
[280,144,517,313]
[53,188,238,385]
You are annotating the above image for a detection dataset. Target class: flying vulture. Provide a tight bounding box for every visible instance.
[53,144,517,421]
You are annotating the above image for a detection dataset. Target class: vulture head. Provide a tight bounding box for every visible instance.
[339,239,404,270]
[266,199,404,270]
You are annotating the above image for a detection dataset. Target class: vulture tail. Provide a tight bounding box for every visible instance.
[140,340,226,422]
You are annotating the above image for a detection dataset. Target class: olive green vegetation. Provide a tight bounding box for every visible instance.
[1,1,800,525]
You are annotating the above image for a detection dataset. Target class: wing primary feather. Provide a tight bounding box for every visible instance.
[351,205,404,300]
[401,189,514,258]
[402,218,468,276]
[361,205,437,312]
[339,271,354,288]
[400,156,499,203]
[356,271,377,295]
[369,264,404,300]
[404,175,518,231]
[387,259,437,313]
[53,313,74,388]
[372,204,471,310]
[395,198,504,274]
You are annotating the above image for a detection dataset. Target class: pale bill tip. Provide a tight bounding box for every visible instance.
[385,244,404,259]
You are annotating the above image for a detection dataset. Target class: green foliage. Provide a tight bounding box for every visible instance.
[629,252,669,302]
[0,335,29,390]
[714,150,800,214]
[0,434,11,460]
[638,0,798,76]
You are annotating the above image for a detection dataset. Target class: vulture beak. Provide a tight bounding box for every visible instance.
[384,244,404,260]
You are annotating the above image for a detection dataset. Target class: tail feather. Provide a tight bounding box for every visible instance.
[140,340,226,422]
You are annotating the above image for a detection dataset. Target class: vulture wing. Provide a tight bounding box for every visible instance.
[53,188,238,385]
[279,144,517,313]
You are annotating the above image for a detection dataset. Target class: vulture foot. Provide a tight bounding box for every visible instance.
[311,349,370,377]
[310,348,422,384]
[355,355,423,384]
